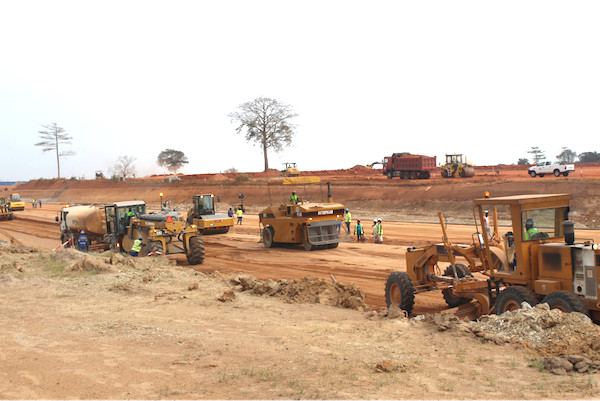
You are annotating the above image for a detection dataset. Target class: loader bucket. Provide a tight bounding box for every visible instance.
[306,220,350,246]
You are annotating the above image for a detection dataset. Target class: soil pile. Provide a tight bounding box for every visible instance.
[47,248,134,273]
[231,274,366,310]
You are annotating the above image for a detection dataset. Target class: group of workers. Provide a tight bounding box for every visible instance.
[228,207,244,224]
[30,199,42,208]
[344,208,383,244]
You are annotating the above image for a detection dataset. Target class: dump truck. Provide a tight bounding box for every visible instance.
[57,200,205,264]
[187,194,234,234]
[259,176,350,250]
[440,154,475,178]
[383,153,437,179]
[385,193,600,321]
[9,193,25,211]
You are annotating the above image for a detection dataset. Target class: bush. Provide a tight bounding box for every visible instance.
[234,174,250,183]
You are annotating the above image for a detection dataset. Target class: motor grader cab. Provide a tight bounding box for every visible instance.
[187,194,234,235]
[104,200,205,265]
[259,176,350,251]
[440,154,475,178]
[282,162,300,177]
[386,193,600,321]
[9,193,25,211]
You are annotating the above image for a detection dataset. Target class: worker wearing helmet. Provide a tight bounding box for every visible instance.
[78,230,89,252]
[354,219,364,242]
[372,219,378,242]
[523,218,539,240]
[344,208,351,233]
[130,234,144,257]
[289,190,299,204]
[376,218,383,244]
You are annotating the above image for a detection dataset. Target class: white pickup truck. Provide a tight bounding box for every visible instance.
[528,161,575,177]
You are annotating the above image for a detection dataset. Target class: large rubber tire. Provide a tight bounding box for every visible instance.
[442,264,473,308]
[495,286,537,314]
[441,169,449,178]
[386,171,393,179]
[409,171,417,180]
[543,291,588,315]
[421,171,431,179]
[554,169,561,177]
[385,272,416,315]
[539,174,545,177]
[263,227,275,248]
[530,171,536,178]
[327,242,339,249]
[147,241,163,256]
[187,236,205,265]
[61,233,73,248]
[563,172,569,177]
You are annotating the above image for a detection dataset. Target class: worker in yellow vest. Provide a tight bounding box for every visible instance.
[236,208,243,225]
[344,208,351,233]
[376,218,383,244]
[130,235,144,256]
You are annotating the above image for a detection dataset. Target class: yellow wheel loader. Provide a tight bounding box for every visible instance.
[187,194,233,235]
[259,177,350,251]
[440,154,475,178]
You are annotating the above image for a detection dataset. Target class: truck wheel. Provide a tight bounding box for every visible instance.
[539,174,545,177]
[147,241,163,256]
[385,272,415,315]
[495,286,537,314]
[543,291,588,315]
[386,171,393,179]
[409,171,417,180]
[263,226,275,248]
[421,171,430,179]
[554,169,560,177]
[529,171,536,178]
[563,172,569,177]
[187,236,205,265]
[442,264,473,307]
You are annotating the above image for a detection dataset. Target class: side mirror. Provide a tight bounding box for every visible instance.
[55,216,58,222]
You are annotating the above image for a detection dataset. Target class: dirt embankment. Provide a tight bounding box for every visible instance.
[14,172,600,228]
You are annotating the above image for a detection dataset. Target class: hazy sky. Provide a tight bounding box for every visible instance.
[1,1,599,181]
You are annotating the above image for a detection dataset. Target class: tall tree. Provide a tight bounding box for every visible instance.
[113,156,136,178]
[556,147,577,163]
[157,149,189,174]
[579,151,600,162]
[517,158,529,165]
[35,123,75,178]
[527,146,546,164]
[229,97,298,171]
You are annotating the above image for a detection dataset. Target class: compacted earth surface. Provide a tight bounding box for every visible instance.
[1,165,600,399]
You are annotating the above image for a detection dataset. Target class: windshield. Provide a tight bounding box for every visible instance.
[196,195,214,214]
[522,206,569,241]
[11,194,20,201]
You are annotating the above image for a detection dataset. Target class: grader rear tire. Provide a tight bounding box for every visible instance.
[385,272,415,315]
[187,236,205,265]
[495,286,537,314]
[442,264,473,308]
[543,291,588,315]
[302,228,314,251]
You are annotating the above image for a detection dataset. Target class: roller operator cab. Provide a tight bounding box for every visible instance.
[259,177,350,250]
[187,194,234,235]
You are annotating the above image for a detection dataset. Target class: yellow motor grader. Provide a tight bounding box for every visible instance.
[386,193,600,321]
[259,177,350,251]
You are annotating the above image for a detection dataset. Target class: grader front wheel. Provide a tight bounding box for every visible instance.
[187,236,205,265]
[495,286,537,314]
[385,272,415,315]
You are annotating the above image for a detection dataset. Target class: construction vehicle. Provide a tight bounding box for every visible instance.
[0,197,13,220]
[259,176,350,250]
[56,200,205,264]
[385,193,600,321]
[383,153,437,179]
[95,171,105,179]
[187,194,234,234]
[440,154,475,178]
[282,162,300,177]
[8,193,25,211]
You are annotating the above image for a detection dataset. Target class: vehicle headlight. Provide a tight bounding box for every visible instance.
[593,243,599,251]
[156,230,163,236]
